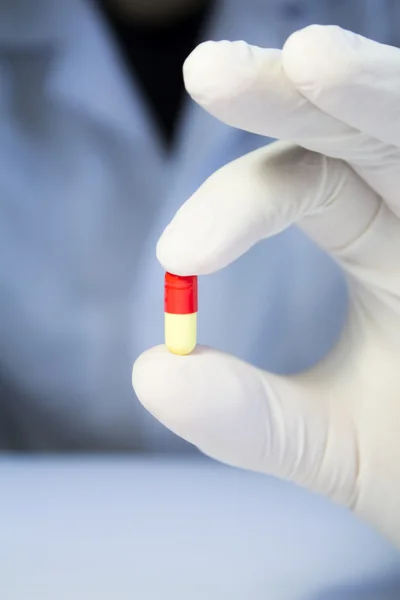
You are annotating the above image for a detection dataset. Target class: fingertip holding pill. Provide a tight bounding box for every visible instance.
[164,272,198,355]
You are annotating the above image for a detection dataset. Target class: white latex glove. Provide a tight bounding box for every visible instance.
[132,26,400,547]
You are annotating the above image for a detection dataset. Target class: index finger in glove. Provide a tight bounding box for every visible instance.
[157,140,400,296]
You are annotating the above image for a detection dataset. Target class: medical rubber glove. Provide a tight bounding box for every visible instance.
[132,26,400,547]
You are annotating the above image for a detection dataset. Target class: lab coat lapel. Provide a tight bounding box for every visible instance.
[0,0,163,153]
[46,0,163,155]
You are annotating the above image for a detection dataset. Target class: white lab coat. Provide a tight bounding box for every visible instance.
[0,0,391,450]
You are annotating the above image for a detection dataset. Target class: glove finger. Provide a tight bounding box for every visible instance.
[282,26,400,150]
[183,38,400,215]
[157,139,400,298]
[132,345,359,508]
[282,25,400,216]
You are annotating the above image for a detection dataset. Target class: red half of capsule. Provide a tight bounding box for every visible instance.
[164,272,198,314]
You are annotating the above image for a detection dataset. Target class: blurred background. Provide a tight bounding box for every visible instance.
[0,0,397,454]
[1,1,400,598]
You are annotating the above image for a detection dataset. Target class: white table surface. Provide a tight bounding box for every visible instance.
[1,456,400,600]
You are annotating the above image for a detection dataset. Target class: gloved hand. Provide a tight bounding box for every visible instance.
[132,25,400,547]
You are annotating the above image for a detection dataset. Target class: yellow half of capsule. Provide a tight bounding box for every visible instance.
[165,312,197,356]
